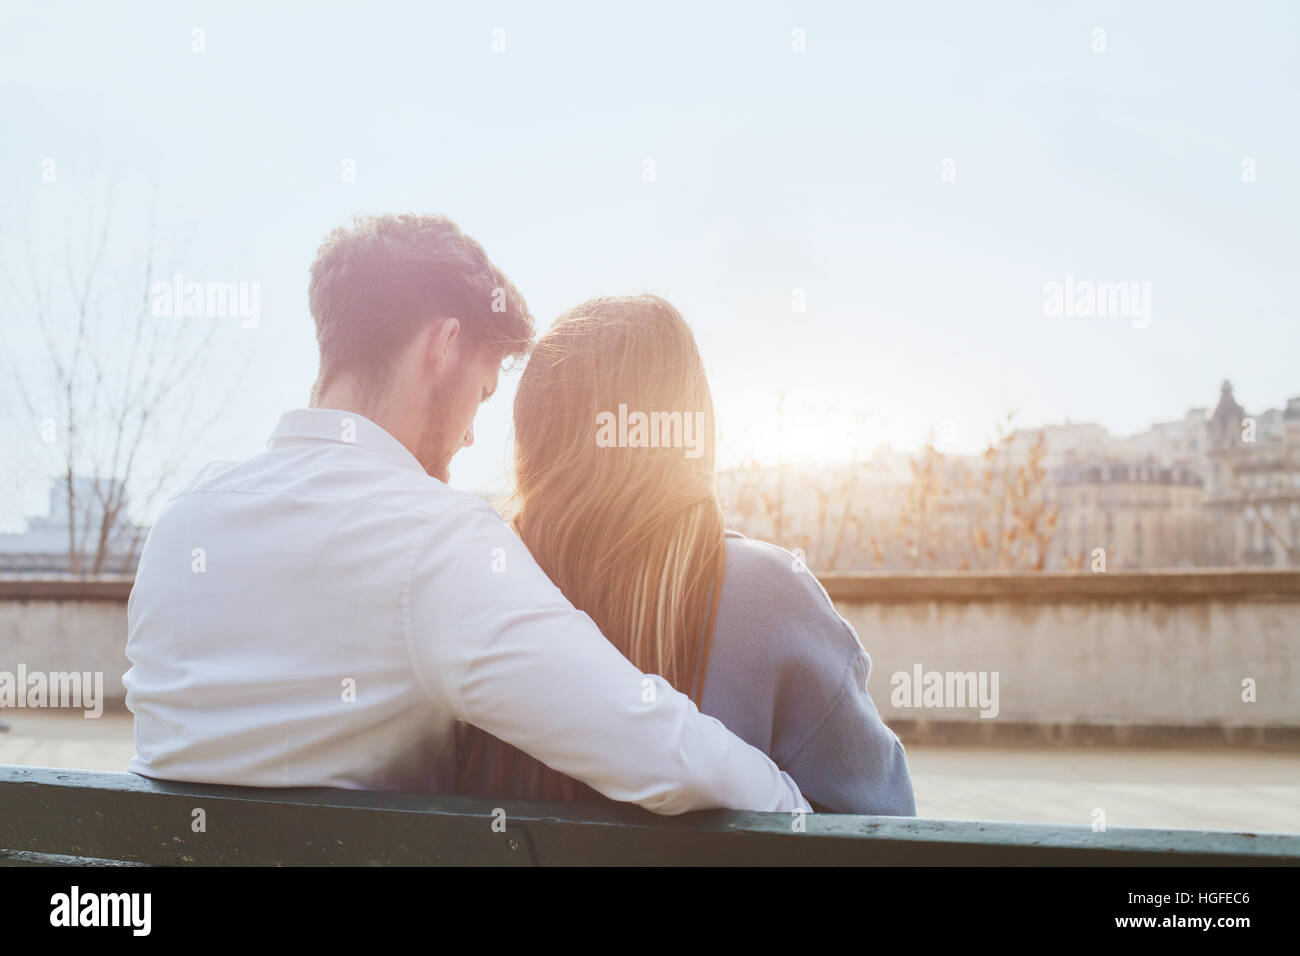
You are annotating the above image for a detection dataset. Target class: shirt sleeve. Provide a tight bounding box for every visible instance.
[404,498,811,815]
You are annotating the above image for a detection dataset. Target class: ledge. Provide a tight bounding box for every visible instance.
[0,576,134,602]
[818,569,1300,603]
[887,719,1300,750]
[2,570,1298,604]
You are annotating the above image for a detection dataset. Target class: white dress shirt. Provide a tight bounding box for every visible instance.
[123,409,809,814]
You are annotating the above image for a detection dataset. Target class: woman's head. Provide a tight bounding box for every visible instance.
[512,292,724,687]
[456,294,728,802]
[514,292,717,493]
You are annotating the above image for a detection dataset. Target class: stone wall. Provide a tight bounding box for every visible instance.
[2,573,1297,740]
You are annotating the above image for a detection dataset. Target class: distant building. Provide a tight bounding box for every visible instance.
[1205,382,1300,567]
[0,476,145,574]
[1123,407,1209,476]
[725,380,1299,572]
[1046,459,1208,569]
[1007,422,1116,471]
[1012,382,1298,569]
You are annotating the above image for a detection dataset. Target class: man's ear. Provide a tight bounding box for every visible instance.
[423,316,462,377]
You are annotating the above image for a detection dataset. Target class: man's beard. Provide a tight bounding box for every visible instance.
[414,419,454,484]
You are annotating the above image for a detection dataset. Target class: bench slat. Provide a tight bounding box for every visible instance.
[3,766,1297,866]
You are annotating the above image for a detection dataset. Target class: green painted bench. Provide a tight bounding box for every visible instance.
[2,765,1297,866]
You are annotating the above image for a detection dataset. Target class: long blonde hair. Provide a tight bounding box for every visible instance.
[455,294,727,803]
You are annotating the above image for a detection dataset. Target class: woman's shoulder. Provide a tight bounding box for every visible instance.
[718,531,866,664]
[722,530,806,579]
[712,532,880,777]
[721,530,837,609]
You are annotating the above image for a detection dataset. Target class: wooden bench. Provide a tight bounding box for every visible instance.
[3,765,1298,865]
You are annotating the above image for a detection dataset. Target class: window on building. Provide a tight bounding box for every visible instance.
[1251,521,1264,553]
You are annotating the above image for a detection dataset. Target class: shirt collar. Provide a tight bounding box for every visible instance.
[267,408,426,475]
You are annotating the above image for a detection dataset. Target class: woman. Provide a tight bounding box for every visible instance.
[456,294,915,814]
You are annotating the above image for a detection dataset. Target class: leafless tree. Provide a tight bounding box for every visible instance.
[2,183,251,575]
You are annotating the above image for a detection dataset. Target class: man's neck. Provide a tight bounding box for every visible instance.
[311,375,441,480]
[312,381,402,444]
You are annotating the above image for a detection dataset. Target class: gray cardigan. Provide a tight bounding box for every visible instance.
[700,532,917,815]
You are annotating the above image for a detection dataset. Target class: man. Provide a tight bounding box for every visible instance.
[123,213,808,814]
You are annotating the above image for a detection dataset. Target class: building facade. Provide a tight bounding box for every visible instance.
[1204,382,1300,567]
[1046,460,1209,570]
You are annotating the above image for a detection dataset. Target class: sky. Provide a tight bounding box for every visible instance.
[1,0,1297,525]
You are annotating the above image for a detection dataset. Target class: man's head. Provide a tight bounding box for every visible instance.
[308,214,533,481]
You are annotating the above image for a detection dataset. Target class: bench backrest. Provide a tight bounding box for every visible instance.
[5,766,1299,865]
